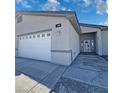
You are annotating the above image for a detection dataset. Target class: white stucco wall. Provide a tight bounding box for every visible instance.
[50,17,72,65]
[96,30,108,56]
[15,36,19,56]
[96,30,103,55]
[101,30,108,55]
[80,26,98,33]
[67,21,80,61]
[51,52,72,65]
[16,15,72,65]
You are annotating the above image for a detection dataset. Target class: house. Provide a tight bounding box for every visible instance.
[15,11,108,66]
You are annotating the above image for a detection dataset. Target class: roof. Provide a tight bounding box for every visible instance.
[15,11,75,17]
[16,11,108,33]
[80,23,108,31]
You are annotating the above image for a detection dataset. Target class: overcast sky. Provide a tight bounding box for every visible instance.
[15,0,108,25]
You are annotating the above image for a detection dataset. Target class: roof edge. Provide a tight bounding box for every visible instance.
[80,23,108,30]
[15,11,75,17]
[80,23,108,27]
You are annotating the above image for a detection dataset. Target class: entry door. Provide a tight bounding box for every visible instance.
[83,40,91,52]
[18,32,51,61]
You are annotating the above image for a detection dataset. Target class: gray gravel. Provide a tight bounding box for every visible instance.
[53,77,108,93]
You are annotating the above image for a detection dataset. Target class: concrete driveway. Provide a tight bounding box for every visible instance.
[15,54,108,93]
[15,58,67,93]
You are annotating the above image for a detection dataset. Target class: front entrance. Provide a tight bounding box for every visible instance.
[80,33,96,53]
[83,40,91,52]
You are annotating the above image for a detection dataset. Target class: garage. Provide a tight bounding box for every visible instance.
[18,32,51,61]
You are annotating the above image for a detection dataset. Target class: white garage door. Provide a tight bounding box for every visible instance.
[18,32,51,61]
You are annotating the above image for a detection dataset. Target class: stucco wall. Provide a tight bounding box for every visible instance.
[80,26,98,33]
[51,51,72,65]
[50,17,72,65]
[96,30,103,55]
[16,15,72,65]
[95,32,98,54]
[96,30,108,55]
[67,21,80,61]
[101,30,108,55]
[16,15,70,49]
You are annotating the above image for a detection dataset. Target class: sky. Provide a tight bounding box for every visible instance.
[15,0,108,25]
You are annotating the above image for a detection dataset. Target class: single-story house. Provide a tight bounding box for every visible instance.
[15,11,108,66]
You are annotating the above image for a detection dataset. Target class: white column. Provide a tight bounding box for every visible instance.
[96,30,102,55]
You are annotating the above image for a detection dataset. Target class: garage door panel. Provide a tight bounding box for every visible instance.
[18,33,51,61]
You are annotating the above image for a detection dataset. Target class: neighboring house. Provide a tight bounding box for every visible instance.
[15,11,108,66]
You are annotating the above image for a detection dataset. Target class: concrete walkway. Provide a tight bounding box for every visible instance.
[16,54,108,93]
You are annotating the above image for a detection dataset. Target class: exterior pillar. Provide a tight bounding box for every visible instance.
[96,30,102,55]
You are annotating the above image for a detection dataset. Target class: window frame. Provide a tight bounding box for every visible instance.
[42,34,45,37]
[17,15,22,23]
[47,33,50,37]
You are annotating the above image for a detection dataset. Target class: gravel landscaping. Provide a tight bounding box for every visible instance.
[53,77,108,93]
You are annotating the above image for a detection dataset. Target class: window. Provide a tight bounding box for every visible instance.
[33,35,35,38]
[47,33,50,37]
[17,15,22,23]
[26,36,28,39]
[91,40,94,47]
[42,34,45,37]
[29,36,32,38]
[37,34,40,38]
